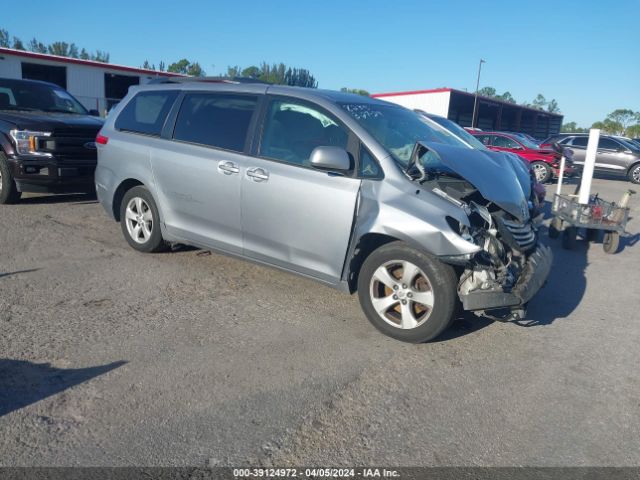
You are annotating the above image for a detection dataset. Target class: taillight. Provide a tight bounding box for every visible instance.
[96,134,109,145]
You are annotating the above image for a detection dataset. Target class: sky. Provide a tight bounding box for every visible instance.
[5,0,639,126]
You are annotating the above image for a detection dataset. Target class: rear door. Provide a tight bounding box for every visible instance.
[597,138,634,172]
[151,92,259,253]
[241,97,361,283]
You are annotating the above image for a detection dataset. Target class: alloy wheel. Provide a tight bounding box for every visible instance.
[632,165,640,183]
[125,197,153,244]
[532,163,548,182]
[369,260,435,330]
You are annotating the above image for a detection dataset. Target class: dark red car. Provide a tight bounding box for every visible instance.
[472,131,576,183]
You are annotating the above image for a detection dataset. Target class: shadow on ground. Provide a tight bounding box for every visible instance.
[0,359,126,417]
[0,269,40,279]
[19,193,97,205]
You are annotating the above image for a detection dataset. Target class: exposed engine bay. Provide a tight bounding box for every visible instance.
[406,142,552,321]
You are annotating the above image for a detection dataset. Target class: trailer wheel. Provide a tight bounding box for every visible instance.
[603,231,620,254]
[562,226,577,250]
[548,217,562,239]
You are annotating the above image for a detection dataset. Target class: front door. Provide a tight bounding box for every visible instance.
[241,97,361,283]
[151,92,259,254]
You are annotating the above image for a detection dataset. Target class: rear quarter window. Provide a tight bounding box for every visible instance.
[115,90,178,136]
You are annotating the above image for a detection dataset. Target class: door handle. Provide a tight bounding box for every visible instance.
[247,167,269,182]
[218,161,239,175]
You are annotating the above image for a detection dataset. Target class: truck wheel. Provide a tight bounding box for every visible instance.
[119,186,167,253]
[603,231,620,254]
[548,217,562,238]
[357,241,457,343]
[628,163,640,184]
[0,153,22,204]
[562,226,577,250]
[531,161,552,183]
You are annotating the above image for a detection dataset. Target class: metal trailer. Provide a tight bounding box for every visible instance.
[549,192,632,253]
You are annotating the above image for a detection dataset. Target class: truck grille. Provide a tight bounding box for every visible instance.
[38,127,101,163]
[499,218,537,252]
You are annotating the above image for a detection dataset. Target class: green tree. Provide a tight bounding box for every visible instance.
[12,37,25,50]
[477,86,497,97]
[142,60,152,69]
[496,91,516,103]
[561,122,587,133]
[226,65,242,78]
[158,61,165,72]
[606,109,638,134]
[28,38,47,53]
[341,87,370,96]
[168,59,205,76]
[91,50,109,63]
[48,41,71,57]
[241,66,261,78]
[79,48,90,60]
[532,94,547,110]
[0,29,9,48]
[547,99,560,113]
[626,124,640,138]
[592,119,623,135]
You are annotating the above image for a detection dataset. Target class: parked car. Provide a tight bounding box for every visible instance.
[414,111,546,206]
[546,134,640,184]
[509,132,541,146]
[96,83,552,343]
[0,77,103,204]
[472,131,577,183]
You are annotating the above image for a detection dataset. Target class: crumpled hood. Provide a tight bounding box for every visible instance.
[420,142,532,221]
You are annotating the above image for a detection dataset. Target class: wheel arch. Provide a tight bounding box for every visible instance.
[345,232,401,293]
[112,178,145,221]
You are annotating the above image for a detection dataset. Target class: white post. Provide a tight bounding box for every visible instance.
[555,154,566,196]
[578,129,600,205]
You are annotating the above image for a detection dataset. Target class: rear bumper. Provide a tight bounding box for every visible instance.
[8,156,96,193]
[460,245,553,311]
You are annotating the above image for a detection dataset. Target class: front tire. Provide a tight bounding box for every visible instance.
[0,153,22,204]
[357,241,458,343]
[531,161,552,184]
[119,186,167,253]
[628,163,640,184]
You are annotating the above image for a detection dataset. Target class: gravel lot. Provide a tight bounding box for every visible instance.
[0,176,639,467]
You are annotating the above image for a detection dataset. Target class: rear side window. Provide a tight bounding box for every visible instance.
[569,136,588,147]
[475,134,492,146]
[173,93,258,152]
[492,135,520,148]
[599,138,620,150]
[115,90,178,136]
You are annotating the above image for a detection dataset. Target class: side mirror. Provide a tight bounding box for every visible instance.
[88,109,100,117]
[310,146,351,173]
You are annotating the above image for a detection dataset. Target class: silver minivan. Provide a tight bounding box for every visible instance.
[95,81,552,342]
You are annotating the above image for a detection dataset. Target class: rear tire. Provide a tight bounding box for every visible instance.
[628,163,640,184]
[603,231,620,254]
[357,241,457,343]
[119,186,167,253]
[0,153,22,204]
[531,161,552,184]
[548,217,562,238]
[562,226,577,250]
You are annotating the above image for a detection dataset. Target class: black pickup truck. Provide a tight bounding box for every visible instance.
[0,77,103,203]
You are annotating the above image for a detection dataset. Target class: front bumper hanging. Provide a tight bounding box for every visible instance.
[460,245,553,311]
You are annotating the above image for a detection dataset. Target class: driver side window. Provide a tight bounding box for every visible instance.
[260,99,348,167]
[492,135,520,148]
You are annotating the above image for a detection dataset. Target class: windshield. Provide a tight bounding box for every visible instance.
[516,136,541,149]
[0,79,88,114]
[340,102,471,166]
[419,113,488,150]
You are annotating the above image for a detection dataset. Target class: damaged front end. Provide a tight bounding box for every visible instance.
[409,142,553,321]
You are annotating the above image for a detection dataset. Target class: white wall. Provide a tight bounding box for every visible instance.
[0,52,155,113]
[375,91,451,117]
